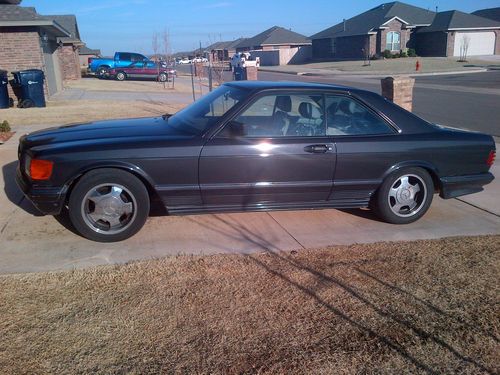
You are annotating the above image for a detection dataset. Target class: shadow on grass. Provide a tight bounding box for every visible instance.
[186,213,496,374]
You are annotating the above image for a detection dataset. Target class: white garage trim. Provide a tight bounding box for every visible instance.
[453,32,496,57]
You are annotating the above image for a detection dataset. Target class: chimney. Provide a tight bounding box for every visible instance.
[343,19,346,32]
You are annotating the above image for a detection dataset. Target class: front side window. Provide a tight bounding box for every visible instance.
[225,93,325,137]
[386,31,401,51]
[325,96,393,136]
[131,53,146,62]
[167,85,247,135]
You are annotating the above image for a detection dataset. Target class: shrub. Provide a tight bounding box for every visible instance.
[0,120,11,133]
[408,48,417,57]
[382,49,392,59]
[399,50,408,58]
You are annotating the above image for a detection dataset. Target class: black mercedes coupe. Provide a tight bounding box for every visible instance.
[16,81,496,242]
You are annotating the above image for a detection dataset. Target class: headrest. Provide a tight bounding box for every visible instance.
[338,99,353,115]
[275,96,291,112]
[298,102,312,119]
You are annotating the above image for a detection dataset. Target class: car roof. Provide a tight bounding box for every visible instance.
[224,80,353,92]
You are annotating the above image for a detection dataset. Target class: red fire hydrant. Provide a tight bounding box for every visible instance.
[416,60,421,71]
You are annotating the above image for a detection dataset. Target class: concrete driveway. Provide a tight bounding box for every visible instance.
[1,128,498,275]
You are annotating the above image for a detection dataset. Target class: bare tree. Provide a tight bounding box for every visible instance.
[152,32,161,83]
[459,34,470,62]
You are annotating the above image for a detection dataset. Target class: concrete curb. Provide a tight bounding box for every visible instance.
[259,68,488,78]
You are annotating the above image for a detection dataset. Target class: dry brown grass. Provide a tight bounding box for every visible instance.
[1,99,186,127]
[65,76,196,94]
[0,235,498,374]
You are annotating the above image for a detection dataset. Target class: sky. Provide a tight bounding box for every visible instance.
[22,0,500,56]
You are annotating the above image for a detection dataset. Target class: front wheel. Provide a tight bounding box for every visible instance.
[116,72,126,81]
[68,169,150,242]
[372,167,434,224]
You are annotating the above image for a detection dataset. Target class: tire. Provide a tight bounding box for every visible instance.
[68,168,150,242]
[97,66,109,78]
[116,72,126,81]
[372,167,434,224]
[158,73,168,82]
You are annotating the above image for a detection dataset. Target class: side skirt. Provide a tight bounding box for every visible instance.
[166,198,371,215]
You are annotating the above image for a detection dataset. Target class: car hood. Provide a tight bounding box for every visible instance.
[21,117,191,147]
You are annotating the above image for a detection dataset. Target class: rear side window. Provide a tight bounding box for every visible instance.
[325,95,393,136]
[119,53,131,61]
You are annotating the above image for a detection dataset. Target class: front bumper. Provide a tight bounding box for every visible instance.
[439,172,494,199]
[16,167,66,215]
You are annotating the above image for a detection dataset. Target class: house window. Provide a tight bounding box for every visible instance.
[386,31,400,51]
[330,38,336,55]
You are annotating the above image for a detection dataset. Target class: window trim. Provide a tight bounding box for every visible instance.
[324,94,397,137]
[386,31,401,52]
[207,88,400,139]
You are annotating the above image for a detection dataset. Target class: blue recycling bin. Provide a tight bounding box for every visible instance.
[233,66,246,81]
[12,69,46,108]
[0,70,9,109]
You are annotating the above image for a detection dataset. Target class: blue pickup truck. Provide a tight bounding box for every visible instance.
[88,52,150,78]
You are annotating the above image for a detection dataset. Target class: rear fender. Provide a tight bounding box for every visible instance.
[382,161,441,192]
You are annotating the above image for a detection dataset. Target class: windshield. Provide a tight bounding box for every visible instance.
[167,85,248,135]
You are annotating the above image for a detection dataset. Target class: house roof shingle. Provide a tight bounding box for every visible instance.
[207,38,247,51]
[0,4,71,37]
[417,10,500,33]
[236,26,310,49]
[44,14,81,41]
[79,46,101,56]
[472,7,500,23]
[311,1,435,39]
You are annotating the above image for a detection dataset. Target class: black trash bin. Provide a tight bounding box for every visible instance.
[0,70,9,109]
[12,69,46,108]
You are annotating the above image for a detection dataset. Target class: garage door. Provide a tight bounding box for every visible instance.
[453,32,496,57]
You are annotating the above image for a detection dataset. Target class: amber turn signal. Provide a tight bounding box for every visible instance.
[30,159,54,180]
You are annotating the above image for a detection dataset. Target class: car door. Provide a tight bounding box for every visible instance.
[143,61,158,78]
[324,94,399,205]
[199,92,336,208]
[124,62,142,79]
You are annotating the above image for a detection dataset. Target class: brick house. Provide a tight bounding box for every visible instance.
[0,0,86,100]
[45,15,85,81]
[235,26,312,65]
[79,46,101,70]
[416,10,500,57]
[207,38,246,62]
[311,1,500,59]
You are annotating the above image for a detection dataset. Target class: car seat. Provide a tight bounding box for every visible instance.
[272,96,291,135]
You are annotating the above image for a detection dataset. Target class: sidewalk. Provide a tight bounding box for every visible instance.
[260,56,499,77]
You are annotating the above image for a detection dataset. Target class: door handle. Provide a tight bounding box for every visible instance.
[304,144,333,153]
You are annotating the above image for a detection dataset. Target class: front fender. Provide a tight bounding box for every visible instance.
[64,161,158,197]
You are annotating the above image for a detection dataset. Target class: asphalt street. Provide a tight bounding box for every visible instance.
[257,70,500,137]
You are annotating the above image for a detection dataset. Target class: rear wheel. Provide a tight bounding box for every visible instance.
[372,167,434,224]
[116,71,126,81]
[68,169,150,242]
[158,73,168,82]
[97,66,109,78]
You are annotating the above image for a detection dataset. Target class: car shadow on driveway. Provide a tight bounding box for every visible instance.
[2,160,43,216]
